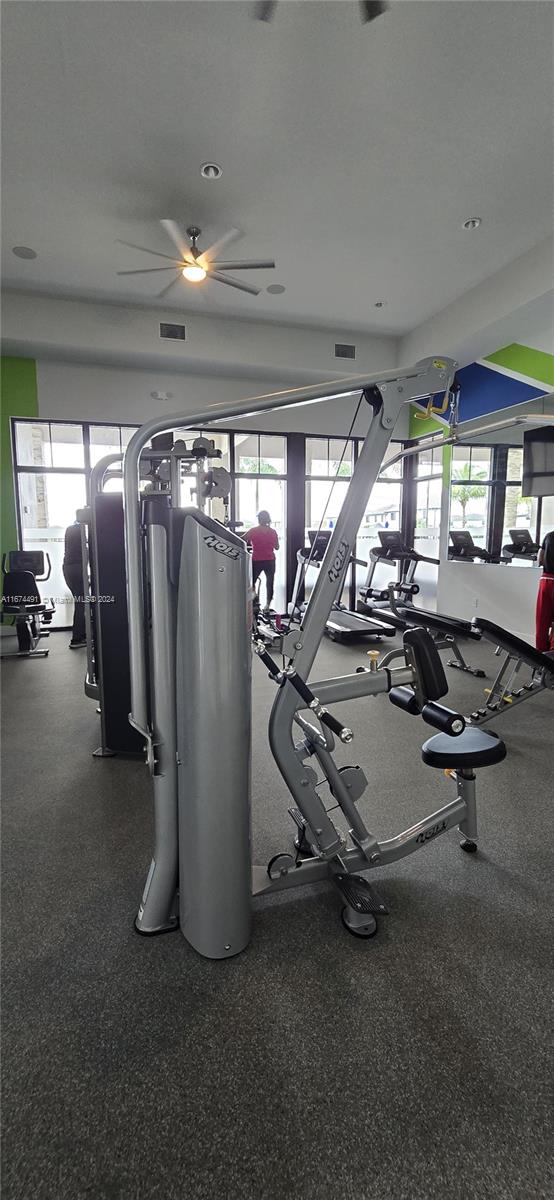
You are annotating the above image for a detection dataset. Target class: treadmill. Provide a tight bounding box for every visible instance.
[448,530,494,562]
[359,530,437,609]
[290,530,395,644]
[501,528,539,562]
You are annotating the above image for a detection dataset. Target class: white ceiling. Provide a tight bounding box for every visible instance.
[2,0,553,334]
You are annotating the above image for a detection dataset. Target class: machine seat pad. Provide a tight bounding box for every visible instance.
[422,727,506,770]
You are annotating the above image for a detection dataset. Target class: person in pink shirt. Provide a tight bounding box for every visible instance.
[244,510,279,612]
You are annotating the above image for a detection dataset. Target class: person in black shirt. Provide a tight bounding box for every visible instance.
[63,521,86,648]
[535,530,554,652]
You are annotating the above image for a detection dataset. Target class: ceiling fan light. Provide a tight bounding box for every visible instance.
[182,264,207,282]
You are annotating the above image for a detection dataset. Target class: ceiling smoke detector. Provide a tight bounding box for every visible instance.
[200,162,222,180]
[12,245,37,259]
[462,217,482,230]
[266,283,285,294]
[374,300,386,308]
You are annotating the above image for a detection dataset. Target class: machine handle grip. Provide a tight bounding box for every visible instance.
[421,702,465,736]
[318,710,353,743]
[255,645,353,743]
[349,556,367,567]
[255,645,281,678]
[287,670,314,705]
[1,554,5,575]
[42,553,52,582]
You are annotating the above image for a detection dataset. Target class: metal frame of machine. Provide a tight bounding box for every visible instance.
[121,358,517,958]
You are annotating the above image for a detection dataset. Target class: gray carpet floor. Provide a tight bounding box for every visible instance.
[1,629,553,1200]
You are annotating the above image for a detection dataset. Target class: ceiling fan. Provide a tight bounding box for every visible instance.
[255,1,388,22]
[116,221,276,298]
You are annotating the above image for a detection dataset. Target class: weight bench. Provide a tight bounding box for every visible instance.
[1,551,55,659]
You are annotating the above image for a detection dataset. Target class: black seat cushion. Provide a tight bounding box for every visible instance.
[422,727,507,769]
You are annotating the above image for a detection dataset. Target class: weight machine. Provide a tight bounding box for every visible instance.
[78,434,231,756]
[123,358,511,958]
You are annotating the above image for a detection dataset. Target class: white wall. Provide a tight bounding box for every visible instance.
[2,290,397,384]
[400,237,554,367]
[437,561,540,642]
[35,358,411,438]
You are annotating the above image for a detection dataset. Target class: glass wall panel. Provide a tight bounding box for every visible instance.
[540,495,554,540]
[450,445,492,548]
[306,438,352,477]
[416,445,442,478]
[356,480,402,575]
[502,487,537,544]
[19,471,88,628]
[235,477,286,610]
[235,433,284,475]
[89,424,122,467]
[450,485,490,547]
[15,422,52,468]
[50,423,85,469]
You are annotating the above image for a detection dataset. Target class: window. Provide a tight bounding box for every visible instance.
[357,478,403,564]
[450,445,492,548]
[236,477,286,610]
[540,495,554,542]
[501,445,540,550]
[89,423,140,467]
[50,424,85,469]
[12,419,140,627]
[379,442,403,481]
[15,421,84,469]
[19,471,88,628]
[306,437,352,477]
[416,444,443,478]
[233,433,286,609]
[235,434,286,475]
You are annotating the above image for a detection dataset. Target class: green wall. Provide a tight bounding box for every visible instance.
[1,357,38,563]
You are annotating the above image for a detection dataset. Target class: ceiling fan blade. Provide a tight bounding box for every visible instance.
[160,219,194,262]
[199,227,243,263]
[115,239,183,264]
[360,1,388,22]
[157,273,184,299]
[117,266,183,275]
[255,1,278,20]
[208,260,276,271]
[208,271,260,296]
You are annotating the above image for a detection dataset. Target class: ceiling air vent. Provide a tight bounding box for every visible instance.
[160,322,186,341]
[334,343,356,360]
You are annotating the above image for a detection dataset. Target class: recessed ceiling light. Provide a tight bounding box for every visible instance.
[12,245,37,259]
[374,300,386,308]
[200,162,222,180]
[462,217,482,230]
[266,283,285,294]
